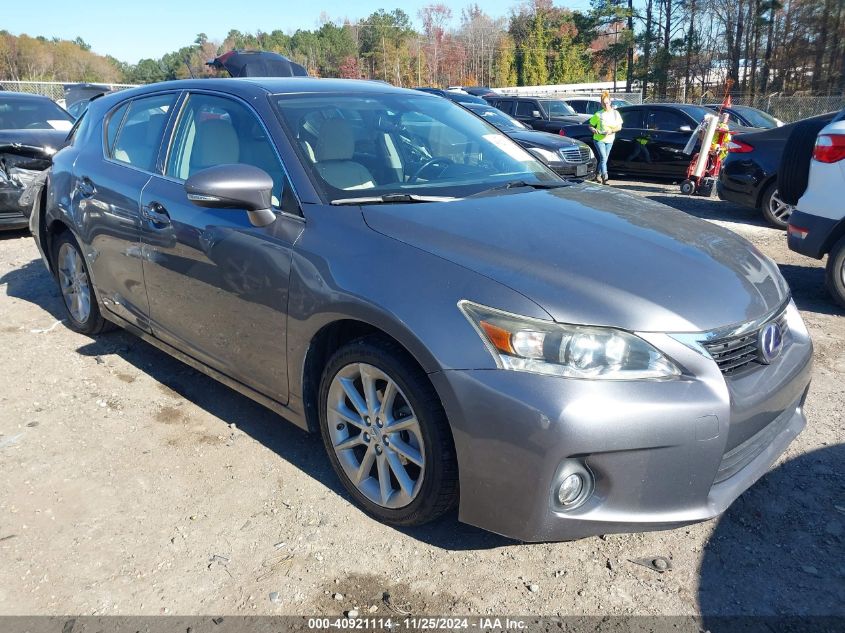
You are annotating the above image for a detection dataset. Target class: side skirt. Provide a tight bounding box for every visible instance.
[102,310,310,432]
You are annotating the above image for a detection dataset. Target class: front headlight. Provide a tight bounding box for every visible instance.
[460,301,681,380]
[528,147,561,164]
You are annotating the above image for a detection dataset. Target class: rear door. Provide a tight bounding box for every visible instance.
[71,92,179,331]
[645,107,698,178]
[139,91,303,402]
[495,99,516,116]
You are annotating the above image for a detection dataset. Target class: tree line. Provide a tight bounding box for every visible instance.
[1,0,842,98]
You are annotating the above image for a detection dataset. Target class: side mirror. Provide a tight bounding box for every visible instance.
[532,110,542,119]
[678,125,693,133]
[185,163,276,227]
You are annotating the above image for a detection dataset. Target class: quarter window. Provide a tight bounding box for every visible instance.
[104,102,129,156]
[165,93,290,210]
[111,94,176,171]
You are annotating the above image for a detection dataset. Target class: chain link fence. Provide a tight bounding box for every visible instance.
[643,94,845,123]
[1,80,138,102]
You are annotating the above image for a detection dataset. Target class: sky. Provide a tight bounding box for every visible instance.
[7,0,592,64]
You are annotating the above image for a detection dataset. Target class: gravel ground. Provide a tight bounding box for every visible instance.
[0,181,842,618]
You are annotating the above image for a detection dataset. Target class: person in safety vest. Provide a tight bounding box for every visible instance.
[588,91,623,185]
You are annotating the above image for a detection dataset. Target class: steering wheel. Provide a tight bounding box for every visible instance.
[409,157,455,183]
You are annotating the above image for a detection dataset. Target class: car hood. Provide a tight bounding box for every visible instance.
[0,129,68,158]
[362,185,788,332]
[508,129,583,149]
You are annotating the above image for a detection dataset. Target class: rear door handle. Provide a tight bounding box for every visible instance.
[142,202,171,227]
[78,177,96,197]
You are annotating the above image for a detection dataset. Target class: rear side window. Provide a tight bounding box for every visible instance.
[111,93,176,172]
[620,108,644,128]
[104,102,129,156]
[584,101,601,114]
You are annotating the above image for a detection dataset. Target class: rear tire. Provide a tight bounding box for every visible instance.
[761,182,794,229]
[51,232,112,335]
[318,335,458,527]
[825,235,845,308]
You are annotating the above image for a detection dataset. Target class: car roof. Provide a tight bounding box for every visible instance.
[0,91,57,103]
[100,77,423,103]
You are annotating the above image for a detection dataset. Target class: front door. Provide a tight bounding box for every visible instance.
[139,92,303,402]
[644,108,699,179]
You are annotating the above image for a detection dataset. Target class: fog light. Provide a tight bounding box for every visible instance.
[557,474,584,505]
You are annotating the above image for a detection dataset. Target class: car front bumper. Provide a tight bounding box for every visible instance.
[0,168,40,231]
[549,158,597,180]
[430,320,812,542]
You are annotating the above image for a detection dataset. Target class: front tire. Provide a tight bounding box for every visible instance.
[318,335,458,526]
[52,232,111,334]
[825,235,845,308]
[761,182,794,228]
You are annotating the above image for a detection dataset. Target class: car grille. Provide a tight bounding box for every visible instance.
[702,307,789,375]
[559,146,592,163]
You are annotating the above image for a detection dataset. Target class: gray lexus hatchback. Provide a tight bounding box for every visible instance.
[28,78,812,541]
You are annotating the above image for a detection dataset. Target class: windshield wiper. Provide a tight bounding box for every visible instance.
[330,193,459,206]
[467,180,571,198]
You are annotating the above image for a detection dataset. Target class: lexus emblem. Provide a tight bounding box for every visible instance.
[758,321,784,364]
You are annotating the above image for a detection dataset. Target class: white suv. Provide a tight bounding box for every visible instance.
[787,110,845,306]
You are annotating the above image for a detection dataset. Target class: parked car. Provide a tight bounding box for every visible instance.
[412,87,488,106]
[463,103,596,179]
[453,86,499,99]
[704,104,783,129]
[28,78,812,542]
[563,103,752,180]
[488,96,590,131]
[561,96,632,114]
[63,83,115,119]
[718,112,837,227]
[0,92,73,230]
[787,109,845,305]
[208,49,308,77]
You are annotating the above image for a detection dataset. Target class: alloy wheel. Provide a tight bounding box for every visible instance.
[57,242,91,324]
[768,189,794,222]
[326,362,425,509]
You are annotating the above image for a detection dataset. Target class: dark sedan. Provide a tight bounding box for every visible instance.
[0,92,73,230]
[564,103,752,180]
[26,78,811,542]
[718,112,837,227]
[464,103,596,179]
[704,104,783,129]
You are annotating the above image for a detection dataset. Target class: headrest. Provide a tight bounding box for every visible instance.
[193,118,239,167]
[315,118,355,161]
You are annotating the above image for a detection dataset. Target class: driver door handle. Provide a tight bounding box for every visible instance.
[142,202,171,227]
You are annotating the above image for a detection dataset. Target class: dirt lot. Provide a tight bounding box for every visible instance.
[0,181,842,619]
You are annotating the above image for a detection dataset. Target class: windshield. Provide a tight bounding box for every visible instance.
[466,106,526,132]
[540,100,577,117]
[0,97,74,130]
[732,106,779,129]
[273,93,555,202]
[612,99,631,108]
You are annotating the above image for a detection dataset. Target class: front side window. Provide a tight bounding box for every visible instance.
[515,101,538,118]
[111,93,176,171]
[273,93,552,202]
[165,93,290,210]
[541,100,577,117]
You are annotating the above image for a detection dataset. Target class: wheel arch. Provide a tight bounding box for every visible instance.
[299,317,440,434]
[821,217,845,256]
